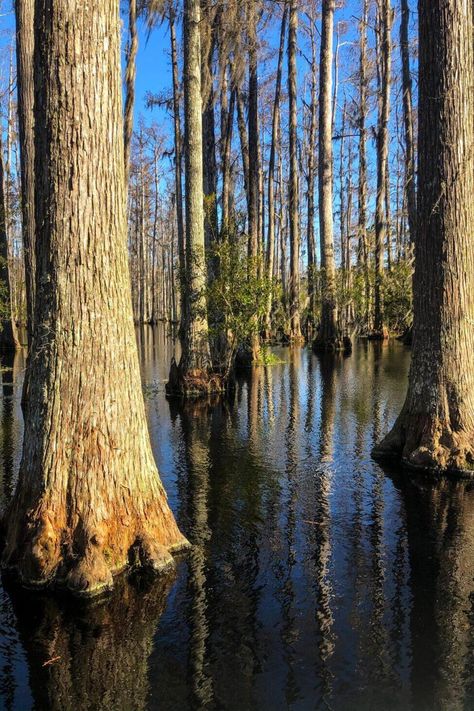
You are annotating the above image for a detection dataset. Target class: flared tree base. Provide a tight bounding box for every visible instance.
[2,499,190,597]
[372,411,474,477]
[166,358,227,399]
[312,334,352,355]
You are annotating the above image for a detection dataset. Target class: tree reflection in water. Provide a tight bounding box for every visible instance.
[0,331,474,710]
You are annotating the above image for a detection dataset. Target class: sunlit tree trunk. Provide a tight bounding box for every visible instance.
[313,0,350,354]
[358,0,370,334]
[167,0,222,396]
[288,0,302,341]
[124,0,137,182]
[400,0,416,244]
[15,0,35,344]
[0,130,19,351]
[306,7,318,335]
[2,0,188,596]
[373,0,474,475]
[264,3,288,340]
[372,0,391,339]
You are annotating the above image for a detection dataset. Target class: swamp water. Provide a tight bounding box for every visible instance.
[0,327,473,710]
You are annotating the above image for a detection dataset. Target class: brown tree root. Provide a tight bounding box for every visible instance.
[166,358,228,398]
[372,413,474,477]
[2,509,190,597]
[312,335,352,355]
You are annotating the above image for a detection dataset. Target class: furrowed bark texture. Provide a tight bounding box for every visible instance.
[313,0,350,354]
[373,0,474,475]
[2,0,188,595]
[15,0,36,344]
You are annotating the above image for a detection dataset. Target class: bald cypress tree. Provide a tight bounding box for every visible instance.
[373,0,474,474]
[2,0,188,595]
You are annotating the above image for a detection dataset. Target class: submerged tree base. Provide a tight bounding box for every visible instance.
[372,412,474,478]
[367,327,390,341]
[1,500,190,598]
[166,357,228,399]
[312,334,352,355]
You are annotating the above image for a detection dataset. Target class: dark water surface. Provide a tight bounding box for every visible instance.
[0,328,473,711]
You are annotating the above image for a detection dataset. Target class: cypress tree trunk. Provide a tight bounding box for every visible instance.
[358,0,370,335]
[371,0,391,340]
[0,131,19,351]
[313,0,351,354]
[288,0,302,342]
[2,0,188,596]
[373,0,474,475]
[306,8,317,336]
[15,0,35,345]
[400,0,416,244]
[124,0,138,182]
[264,3,288,341]
[167,0,224,396]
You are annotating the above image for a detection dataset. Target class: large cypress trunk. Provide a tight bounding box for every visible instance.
[313,0,350,354]
[373,0,474,475]
[2,0,188,596]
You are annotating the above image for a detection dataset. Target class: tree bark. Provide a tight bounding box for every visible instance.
[358,0,370,334]
[306,7,318,335]
[169,8,186,334]
[400,0,416,244]
[313,0,350,354]
[15,0,36,344]
[373,0,474,475]
[372,0,391,339]
[264,3,288,340]
[2,0,188,596]
[167,0,222,396]
[288,0,302,341]
[124,0,138,183]
[0,128,19,351]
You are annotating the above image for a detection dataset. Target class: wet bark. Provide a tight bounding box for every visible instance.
[373,0,474,475]
[2,0,188,596]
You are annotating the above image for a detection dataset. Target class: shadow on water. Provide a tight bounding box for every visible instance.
[0,327,473,710]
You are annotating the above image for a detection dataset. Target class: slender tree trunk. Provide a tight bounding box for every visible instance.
[169,9,186,334]
[358,0,370,334]
[373,0,474,475]
[246,0,261,360]
[313,0,350,354]
[15,0,36,344]
[306,10,318,334]
[201,4,218,276]
[167,0,222,396]
[288,0,302,341]
[236,88,250,213]
[124,0,138,182]
[0,130,19,351]
[2,0,188,595]
[264,3,288,340]
[400,0,416,244]
[372,0,391,339]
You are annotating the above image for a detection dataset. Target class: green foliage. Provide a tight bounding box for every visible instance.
[256,346,284,366]
[383,259,413,333]
[207,237,272,370]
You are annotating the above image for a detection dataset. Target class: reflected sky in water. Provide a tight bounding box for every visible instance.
[0,328,473,710]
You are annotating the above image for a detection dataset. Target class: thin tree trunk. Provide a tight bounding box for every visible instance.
[169,9,186,334]
[358,0,370,334]
[15,0,36,344]
[372,0,391,339]
[373,0,474,474]
[400,0,416,244]
[306,8,318,334]
[124,0,138,182]
[288,0,302,341]
[2,0,188,595]
[264,3,288,340]
[0,129,19,351]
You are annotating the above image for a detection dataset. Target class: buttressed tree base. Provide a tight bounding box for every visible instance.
[1,0,189,596]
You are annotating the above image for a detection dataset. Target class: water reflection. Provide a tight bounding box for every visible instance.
[4,573,174,711]
[0,328,473,710]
